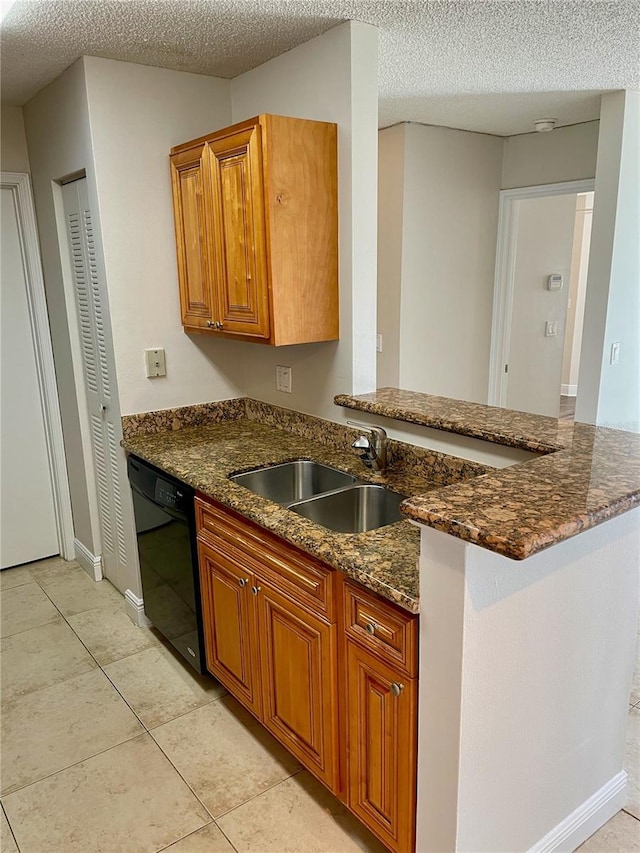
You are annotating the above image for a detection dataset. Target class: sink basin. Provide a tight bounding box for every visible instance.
[289,484,406,533]
[229,460,357,505]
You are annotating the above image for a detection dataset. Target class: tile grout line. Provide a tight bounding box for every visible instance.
[212,822,241,853]
[154,820,240,853]
[146,721,303,831]
[97,642,227,732]
[145,726,221,824]
[0,613,61,642]
[1,801,20,853]
[144,689,228,732]
[214,767,306,821]
[0,731,145,801]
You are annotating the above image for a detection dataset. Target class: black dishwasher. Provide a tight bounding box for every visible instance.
[127,454,206,674]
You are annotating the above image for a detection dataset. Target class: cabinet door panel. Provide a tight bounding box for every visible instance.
[198,542,261,717]
[208,126,270,339]
[346,641,417,853]
[170,145,213,329]
[257,581,339,792]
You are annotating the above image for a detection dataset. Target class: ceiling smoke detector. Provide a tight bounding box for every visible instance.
[534,118,558,132]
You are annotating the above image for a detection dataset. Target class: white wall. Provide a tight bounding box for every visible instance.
[562,194,593,391]
[502,121,599,189]
[23,58,239,596]
[23,61,101,558]
[82,58,242,416]
[506,193,576,417]
[377,122,503,404]
[417,508,640,851]
[376,124,406,388]
[576,91,640,432]
[1,105,30,172]
[230,21,379,420]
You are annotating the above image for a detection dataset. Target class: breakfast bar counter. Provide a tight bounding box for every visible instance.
[335,387,640,559]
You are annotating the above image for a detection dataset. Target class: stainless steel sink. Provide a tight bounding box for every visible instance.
[229,460,357,505]
[289,484,406,533]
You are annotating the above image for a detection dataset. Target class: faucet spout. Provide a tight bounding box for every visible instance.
[347,421,388,472]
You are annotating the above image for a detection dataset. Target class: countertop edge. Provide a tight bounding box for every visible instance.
[336,389,640,562]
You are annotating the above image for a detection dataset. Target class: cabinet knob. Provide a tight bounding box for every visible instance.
[390,682,404,697]
[206,320,213,327]
[251,585,261,596]
[364,621,376,635]
[218,322,224,330]
[238,578,248,588]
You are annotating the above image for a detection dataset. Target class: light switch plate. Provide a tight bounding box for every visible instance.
[276,365,292,393]
[545,321,558,337]
[144,348,166,378]
[610,342,620,365]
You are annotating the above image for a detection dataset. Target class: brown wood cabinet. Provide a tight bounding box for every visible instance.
[195,496,417,851]
[346,640,418,852]
[343,580,418,853]
[197,540,262,717]
[257,580,338,789]
[196,498,339,792]
[170,114,338,345]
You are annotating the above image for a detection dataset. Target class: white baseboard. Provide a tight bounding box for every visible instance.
[125,589,152,627]
[529,770,627,853]
[561,384,578,397]
[73,538,103,581]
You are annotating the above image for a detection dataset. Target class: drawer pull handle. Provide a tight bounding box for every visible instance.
[238,578,248,588]
[251,585,261,596]
[364,621,376,635]
[391,682,404,697]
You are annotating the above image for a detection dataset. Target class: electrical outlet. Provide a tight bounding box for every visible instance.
[276,365,292,393]
[144,348,166,377]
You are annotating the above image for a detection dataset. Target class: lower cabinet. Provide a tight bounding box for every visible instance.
[197,541,262,718]
[256,581,339,790]
[196,496,417,852]
[346,640,418,852]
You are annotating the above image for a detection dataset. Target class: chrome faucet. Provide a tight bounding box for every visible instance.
[347,421,388,472]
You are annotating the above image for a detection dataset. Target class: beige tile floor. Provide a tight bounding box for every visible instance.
[0,556,638,852]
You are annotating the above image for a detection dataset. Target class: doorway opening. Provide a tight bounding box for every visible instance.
[489,180,595,419]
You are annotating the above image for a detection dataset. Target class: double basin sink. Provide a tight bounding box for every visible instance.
[229,460,406,534]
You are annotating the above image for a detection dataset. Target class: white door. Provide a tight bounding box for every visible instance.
[505,194,577,417]
[1,186,58,568]
[61,178,133,593]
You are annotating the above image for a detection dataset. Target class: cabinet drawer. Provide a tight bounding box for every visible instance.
[344,581,418,677]
[196,497,334,620]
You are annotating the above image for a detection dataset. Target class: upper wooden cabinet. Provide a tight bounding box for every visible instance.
[170,114,339,346]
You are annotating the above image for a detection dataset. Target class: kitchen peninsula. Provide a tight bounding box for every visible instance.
[123,390,639,853]
[334,388,639,853]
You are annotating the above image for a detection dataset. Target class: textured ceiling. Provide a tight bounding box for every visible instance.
[2,0,639,135]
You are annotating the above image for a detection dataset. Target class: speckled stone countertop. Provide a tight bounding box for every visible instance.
[335,388,640,560]
[123,414,456,613]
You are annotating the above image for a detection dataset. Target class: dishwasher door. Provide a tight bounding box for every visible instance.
[127,455,205,674]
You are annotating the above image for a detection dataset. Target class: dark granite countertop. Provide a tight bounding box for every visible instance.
[123,418,429,613]
[335,388,640,559]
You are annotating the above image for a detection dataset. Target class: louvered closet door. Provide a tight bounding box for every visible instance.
[62,178,132,592]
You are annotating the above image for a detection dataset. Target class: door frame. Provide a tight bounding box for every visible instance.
[488,179,595,407]
[1,172,75,559]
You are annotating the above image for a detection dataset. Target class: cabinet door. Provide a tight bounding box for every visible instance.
[198,541,261,717]
[170,144,214,330]
[256,579,339,792]
[208,124,270,339]
[346,640,417,853]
